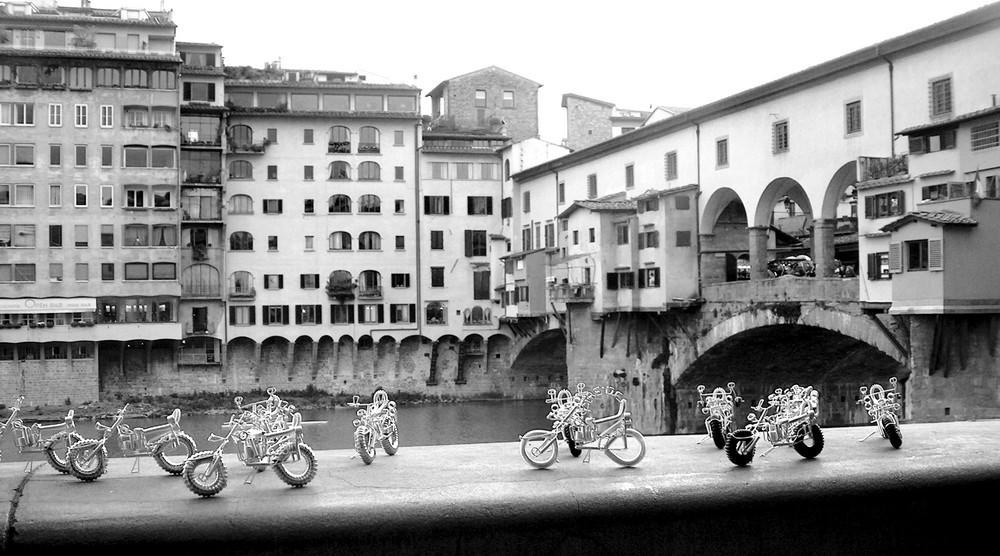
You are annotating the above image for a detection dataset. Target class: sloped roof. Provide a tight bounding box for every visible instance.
[899,104,1000,135]
[855,174,914,191]
[0,45,180,63]
[426,65,542,98]
[880,211,979,232]
[561,93,614,108]
[557,192,635,218]
[633,184,699,200]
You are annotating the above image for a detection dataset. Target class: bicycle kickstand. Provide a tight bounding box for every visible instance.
[131,456,141,473]
[858,429,879,442]
[696,434,711,445]
[22,457,35,474]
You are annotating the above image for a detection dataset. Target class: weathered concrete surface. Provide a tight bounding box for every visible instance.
[3,420,999,555]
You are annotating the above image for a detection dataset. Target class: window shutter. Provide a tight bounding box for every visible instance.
[637,201,645,214]
[928,238,943,270]
[409,304,415,322]
[377,304,384,323]
[390,305,397,323]
[300,275,306,288]
[315,305,322,324]
[443,197,450,215]
[295,306,302,324]
[894,191,905,215]
[606,272,618,290]
[651,232,659,248]
[277,200,283,213]
[888,243,902,273]
[248,306,255,325]
[867,253,877,280]
[467,197,474,215]
[465,230,473,257]
[638,233,646,249]
[638,270,647,288]
[282,306,289,325]
[942,129,956,150]
[278,275,284,289]
[348,305,355,324]
[908,135,925,154]
[864,196,874,218]
[229,307,236,323]
[423,196,430,214]
[486,197,493,215]
[357,307,365,324]
[262,307,270,325]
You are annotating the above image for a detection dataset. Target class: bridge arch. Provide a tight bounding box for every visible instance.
[510,329,567,385]
[674,304,906,384]
[754,176,813,228]
[821,161,858,220]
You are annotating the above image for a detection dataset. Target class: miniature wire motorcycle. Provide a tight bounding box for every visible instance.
[348,389,398,465]
[182,393,317,497]
[858,377,903,448]
[67,404,196,480]
[3,395,84,473]
[696,382,742,449]
[726,384,823,466]
[519,383,646,469]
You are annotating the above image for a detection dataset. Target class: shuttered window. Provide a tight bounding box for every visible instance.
[928,238,943,271]
[888,243,902,273]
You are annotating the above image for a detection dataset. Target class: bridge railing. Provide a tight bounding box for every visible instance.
[702,276,859,303]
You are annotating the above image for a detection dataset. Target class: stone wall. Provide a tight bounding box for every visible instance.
[0,358,99,406]
[564,97,612,151]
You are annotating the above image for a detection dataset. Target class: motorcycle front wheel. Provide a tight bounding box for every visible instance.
[709,418,726,450]
[381,420,399,456]
[274,443,317,487]
[182,453,228,497]
[793,424,825,459]
[519,430,558,469]
[883,418,903,449]
[726,429,756,466]
[604,428,646,467]
[68,439,107,481]
[355,427,376,464]
[152,433,197,475]
[43,432,85,474]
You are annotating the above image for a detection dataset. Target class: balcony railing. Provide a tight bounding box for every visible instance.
[358,143,380,154]
[228,287,257,300]
[328,142,351,154]
[181,135,222,147]
[548,283,595,303]
[182,171,222,185]
[182,285,222,298]
[357,286,383,299]
[858,155,908,182]
[185,323,217,336]
[229,139,270,154]
[181,206,222,221]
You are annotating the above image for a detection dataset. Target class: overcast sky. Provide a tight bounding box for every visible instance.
[163,0,993,143]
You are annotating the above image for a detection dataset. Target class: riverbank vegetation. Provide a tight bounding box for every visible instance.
[2,387,510,421]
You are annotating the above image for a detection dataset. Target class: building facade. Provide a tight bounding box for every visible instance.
[426,66,540,142]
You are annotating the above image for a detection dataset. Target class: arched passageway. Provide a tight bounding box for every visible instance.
[674,324,904,434]
[510,329,567,388]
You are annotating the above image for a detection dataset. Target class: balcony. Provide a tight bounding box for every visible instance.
[328,142,351,154]
[858,155,908,182]
[181,205,222,222]
[548,283,595,303]
[185,323,217,336]
[182,171,222,185]
[358,143,380,154]
[229,139,270,154]
[357,286,383,299]
[326,284,356,302]
[228,287,257,300]
[181,284,222,298]
[181,134,222,148]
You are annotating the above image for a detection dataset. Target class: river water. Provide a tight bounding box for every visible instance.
[2,400,554,463]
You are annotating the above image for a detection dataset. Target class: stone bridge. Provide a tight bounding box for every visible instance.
[550,275,1000,435]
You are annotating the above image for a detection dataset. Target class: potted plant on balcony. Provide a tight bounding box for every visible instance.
[326,276,356,301]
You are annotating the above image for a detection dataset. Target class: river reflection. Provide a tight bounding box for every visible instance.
[2,400,552,462]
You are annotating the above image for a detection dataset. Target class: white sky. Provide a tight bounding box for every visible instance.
[160,0,994,143]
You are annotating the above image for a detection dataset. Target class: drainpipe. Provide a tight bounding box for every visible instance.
[881,51,896,156]
[414,122,423,337]
[694,122,703,298]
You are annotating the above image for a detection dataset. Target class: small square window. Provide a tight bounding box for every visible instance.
[267,165,277,180]
[268,235,278,251]
[394,130,404,146]
[267,128,278,143]
[303,129,313,144]
[304,165,314,180]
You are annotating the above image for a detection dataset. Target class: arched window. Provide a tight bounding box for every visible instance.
[229,270,255,296]
[426,301,446,324]
[358,194,381,213]
[329,161,351,180]
[328,126,351,153]
[229,231,253,251]
[358,231,381,250]
[471,306,485,323]
[328,194,351,213]
[228,160,253,179]
[326,270,354,298]
[358,270,382,297]
[182,264,220,295]
[358,161,380,181]
[228,194,253,214]
[359,126,380,153]
[329,231,352,250]
[228,125,253,150]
